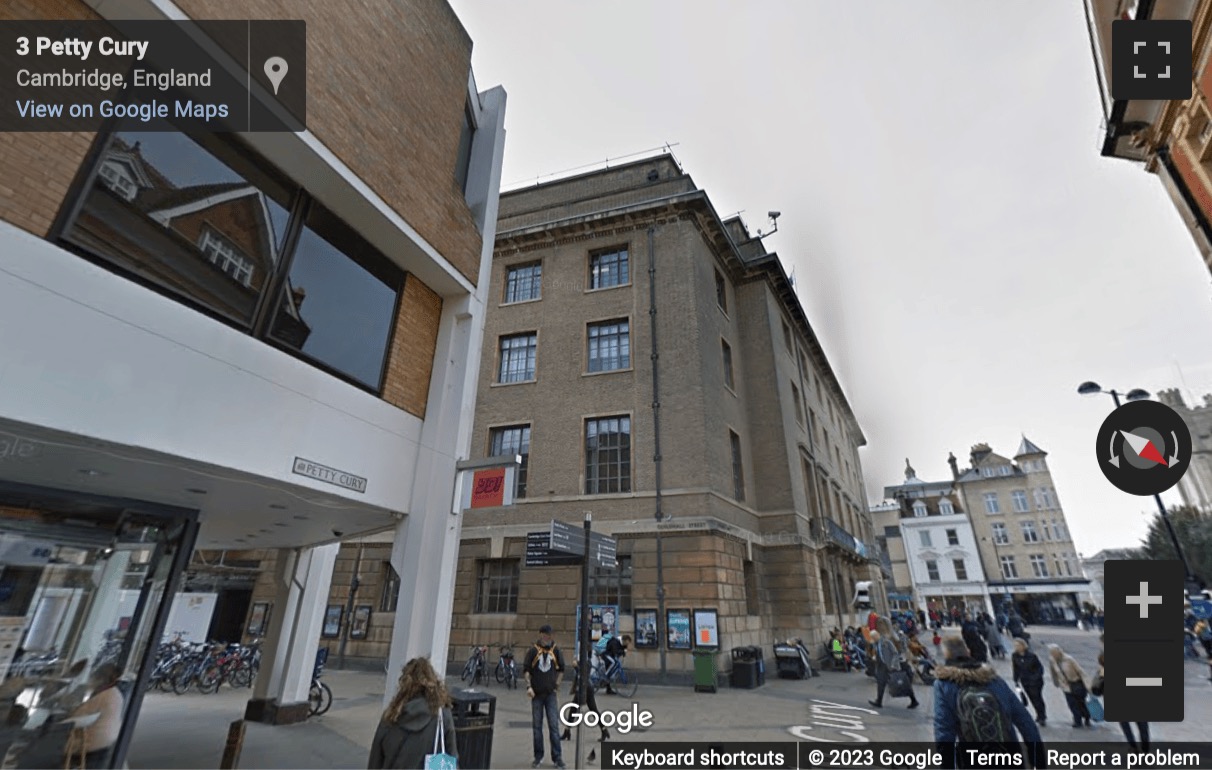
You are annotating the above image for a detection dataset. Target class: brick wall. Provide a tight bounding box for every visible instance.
[382,276,443,418]
[177,0,483,285]
[0,3,99,237]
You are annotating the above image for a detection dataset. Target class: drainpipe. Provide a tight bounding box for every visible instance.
[647,225,668,684]
[337,544,363,669]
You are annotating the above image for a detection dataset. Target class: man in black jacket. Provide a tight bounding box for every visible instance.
[1011,637,1047,725]
[962,616,989,663]
[524,624,565,770]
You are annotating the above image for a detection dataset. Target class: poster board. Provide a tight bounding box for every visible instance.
[693,608,719,649]
[247,602,271,636]
[322,605,343,638]
[633,609,658,649]
[574,603,618,659]
[666,608,691,650]
[351,605,372,640]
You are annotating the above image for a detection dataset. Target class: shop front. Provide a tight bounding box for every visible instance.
[988,580,1091,625]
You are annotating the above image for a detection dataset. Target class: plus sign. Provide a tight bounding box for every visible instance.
[1126,581,1164,619]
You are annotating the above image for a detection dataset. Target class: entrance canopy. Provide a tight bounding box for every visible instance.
[0,418,400,550]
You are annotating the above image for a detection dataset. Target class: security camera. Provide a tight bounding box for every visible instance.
[332,529,344,538]
[768,211,781,220]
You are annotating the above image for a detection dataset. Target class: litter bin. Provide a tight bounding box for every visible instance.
[450,688,496,769]
[730,647,757,689]
[754,646,766,686]
[692,650,718,693]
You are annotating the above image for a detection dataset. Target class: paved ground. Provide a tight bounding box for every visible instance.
[125,626,1212,769]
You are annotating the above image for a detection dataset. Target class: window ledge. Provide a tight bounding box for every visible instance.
[500,298,542,308]
[585,283,632,295]
[723,384,737,397]
[583,367,634,378]
[490,379,537,388]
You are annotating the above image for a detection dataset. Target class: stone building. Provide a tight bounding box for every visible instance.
[951,439,1090,623]
[1086,0,1212,275]
[444,154,882,679]
[873,461,990,618]
[1158,388,1212,510]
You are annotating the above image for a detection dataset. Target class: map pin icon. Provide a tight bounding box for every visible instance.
[264,57,288,95]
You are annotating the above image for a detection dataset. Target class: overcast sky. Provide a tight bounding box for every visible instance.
[450,0,1212,556]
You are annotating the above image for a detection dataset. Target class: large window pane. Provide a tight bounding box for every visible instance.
[65,131,291,326]
[585,416,631,494]
[498,333,537,383]
[490,425,530,499]
[587,320,630,372]
[269,203,402,389]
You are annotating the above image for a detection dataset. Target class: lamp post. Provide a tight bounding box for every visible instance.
[981,536,1012,614]
[1076,381,1202,593]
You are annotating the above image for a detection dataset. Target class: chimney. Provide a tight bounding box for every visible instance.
[947,452,959,480]
[969,443,992,467]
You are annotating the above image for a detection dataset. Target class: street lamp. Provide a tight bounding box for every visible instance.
[1076,381,1202,594]
[981,536,1012,612]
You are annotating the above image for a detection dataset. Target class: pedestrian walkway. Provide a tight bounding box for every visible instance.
[125,626,1212,768]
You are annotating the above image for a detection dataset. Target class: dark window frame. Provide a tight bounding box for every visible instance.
[584,415,632,495]
[52,126,406,397]
[714,269,728,313]
[504,261,542,304]
[721,339,734,390]
[586,318,631,373]
[489,423,531,499]
[379,562,401,613]
[588,555,633,613]
[729,430,745,502]
[497,332,538,383]
[474,558,520,614]
[588,246,630,290]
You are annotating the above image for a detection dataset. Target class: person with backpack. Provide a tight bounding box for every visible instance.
[1047,643,1090,728]
[933,637,1043,769]
[524,624,566,770]
[867,630,919,709]
[1010,637,1046,725]
[600,634,629,694]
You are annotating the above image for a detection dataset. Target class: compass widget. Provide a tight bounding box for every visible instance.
[1096,400,1192,496]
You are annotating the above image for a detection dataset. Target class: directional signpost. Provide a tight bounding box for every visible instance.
[525,532,582,567]
[549,519,617,569]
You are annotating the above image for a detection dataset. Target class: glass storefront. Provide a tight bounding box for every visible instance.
[1,494,196,768]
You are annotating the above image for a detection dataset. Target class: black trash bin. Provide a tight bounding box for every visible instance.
[730,647,757,689]
[753,646,766,686]
[450,688,496,769]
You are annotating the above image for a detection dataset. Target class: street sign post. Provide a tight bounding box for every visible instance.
[550,520,617,569]
[525,532,582,567]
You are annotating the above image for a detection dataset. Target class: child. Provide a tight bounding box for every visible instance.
[932,630,942,654]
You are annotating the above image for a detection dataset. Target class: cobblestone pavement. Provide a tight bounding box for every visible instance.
[125,626,1211,768]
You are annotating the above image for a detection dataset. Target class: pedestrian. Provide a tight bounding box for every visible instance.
[830,629,845,668]
[1047,644,1090,728]
[1007,613,1026,641]
[1091,652,1146,750]
[985,621,1006,660]
[933,637,1043,769]
[1195,618,1212,659]
[524,624,566,769]
[961,616,988,663]
[560,659,609,760]
[867,630,919,709]
[1010,637,1046,725]
[600,634,629,693]
[368,657,458,770]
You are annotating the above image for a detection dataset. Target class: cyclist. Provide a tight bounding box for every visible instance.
[601,634,630,694]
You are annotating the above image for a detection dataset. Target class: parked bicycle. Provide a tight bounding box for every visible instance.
[309,648,332,717]
[590,652,637,698]
[494,642,518,689]
[462,644,488,686]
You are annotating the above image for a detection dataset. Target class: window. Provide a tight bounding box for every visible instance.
[991,522,1009,545]
[489,425,530,499]
[590,247,629,289]
[744,560,760,615]
[913,501,928,518]
[946,529,959,546]
[925,560,940,582]
[379,562,401,613]
[1021,521,1039,543]
[1000,555,1018,579]
[1041,520,1052,541]
[730,430,746,501]
[721,340,735,390]
[998,465,1012,476]
[919,530,933,547]
[782,320,793,351]
[715,269,728,312]
[585,416,631,494]
[792,383,804,425]
[1055,519,1069,540]
[939,498,955,515]
[504,262,542,303]
[982,467,995,478]
[198,227,255,287]
[1036,487,1057,509]
[498,333,537,383]
[589,555,633,613]
[1053,555,1063,576]
[474,559,519,613]
[983,492,1001,514]
[1030,554,1048,578]
[953,559,968,581]
[455,102,475,192]
[809,409,818,444]
[65,132,417,393]
[1011,490,1029,513]
[1045,488,1058,509]
[587,319,630,372]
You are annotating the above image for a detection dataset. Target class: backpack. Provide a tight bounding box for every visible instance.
[593,634,612,654]
[956,684,1014,743]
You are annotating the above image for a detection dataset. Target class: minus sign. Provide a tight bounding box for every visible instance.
[1125,677,1163,686]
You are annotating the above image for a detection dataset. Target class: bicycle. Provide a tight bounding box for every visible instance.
[462,644,488,686]
[590,652,637,698]
[309,648,332,717]
[494,642,518,689]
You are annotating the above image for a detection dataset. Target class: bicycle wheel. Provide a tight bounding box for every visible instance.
[505,662,517,689]
[171,668,194,696]
[196,666,223,694]
[228,662,252,688]
[309,681,333,716]
[495,660,506,684]
[615,669,638,698]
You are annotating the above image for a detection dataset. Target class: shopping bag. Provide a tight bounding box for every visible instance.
[425,708,458,770]
[888,669,913,698]
[1017,685,1028,707]
[1086,694,1104,723]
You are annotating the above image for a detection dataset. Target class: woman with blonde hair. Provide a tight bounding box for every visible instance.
[1047,643,1090,728]
[368,657,458,769]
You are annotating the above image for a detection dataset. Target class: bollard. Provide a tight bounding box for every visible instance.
[219,719,246,769]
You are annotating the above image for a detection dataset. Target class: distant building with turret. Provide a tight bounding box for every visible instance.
[1157,389,1212,511]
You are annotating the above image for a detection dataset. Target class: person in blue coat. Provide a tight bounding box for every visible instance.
[933,637,1044,769]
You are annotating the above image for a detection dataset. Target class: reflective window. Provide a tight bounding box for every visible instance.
[722,340,735,390]
[991,522,1009,545]
[912,501,928,518]
[65,131,291,327]
[925,560,940,582]
[586,416,631,494]
[953,559,968,581]
[504,262,541,303]
[589,248,629,289]
[587,320,630,372]
[946,529,959,546]
[498,333,537,383]
[1011,490,1030,513]
[983,492,1001,514]
[474,560,519,614]
[1000,555,1018,579]
[489,425,530,499]
[939,498,955,515]
[269,203,402,390]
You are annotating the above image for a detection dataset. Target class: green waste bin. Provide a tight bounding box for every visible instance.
[692,650,718,693]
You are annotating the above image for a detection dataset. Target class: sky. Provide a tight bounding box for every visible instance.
[449,0,1212,556]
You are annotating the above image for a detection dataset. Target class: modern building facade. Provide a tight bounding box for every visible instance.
[1158,388,1212,510]
[874,462,991,617]
[951,439,1090,623]
[445,154,883,678]
[0,0,505,765]
[1086,0,1212,275]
